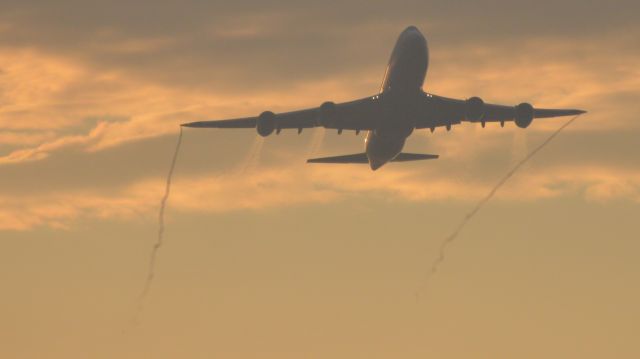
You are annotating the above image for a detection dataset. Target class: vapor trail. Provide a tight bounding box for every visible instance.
[416,115,581,298]
[136,127,183,318]
[306,127,326,159]
[236,135,265,175]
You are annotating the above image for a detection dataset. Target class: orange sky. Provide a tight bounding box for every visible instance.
[1,1,639,358]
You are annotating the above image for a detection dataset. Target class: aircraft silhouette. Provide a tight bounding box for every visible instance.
[182,26,585,170]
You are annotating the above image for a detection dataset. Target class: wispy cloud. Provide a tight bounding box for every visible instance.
[0,19,638,231]
[1,163,638,231]
[2,28,636,165]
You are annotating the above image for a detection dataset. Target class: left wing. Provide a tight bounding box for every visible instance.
[414,94,585,130]
[182,95,382,133]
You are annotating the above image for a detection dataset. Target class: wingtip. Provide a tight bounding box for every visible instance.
[181,121,211,128]
[563,109,587,116]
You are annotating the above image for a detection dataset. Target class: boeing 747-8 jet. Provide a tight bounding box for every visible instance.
[182,26,585,170]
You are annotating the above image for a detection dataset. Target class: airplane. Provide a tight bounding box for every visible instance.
[182,26,585,170]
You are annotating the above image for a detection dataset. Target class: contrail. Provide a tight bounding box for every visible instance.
[235,135,265,175]
[416,115,582,298]
[135,127,183,320]
[306,127,326,159]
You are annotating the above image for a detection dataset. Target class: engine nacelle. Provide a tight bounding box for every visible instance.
[256,111,276,137]
[465,96,485,122]
[318,101,338,127]
[515,102,534,128]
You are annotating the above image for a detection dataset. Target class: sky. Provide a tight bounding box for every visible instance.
[1,0,639,357]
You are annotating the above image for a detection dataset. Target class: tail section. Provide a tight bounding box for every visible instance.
[307,153,369,164]
[307,152,438,164]
[393,153,439,161]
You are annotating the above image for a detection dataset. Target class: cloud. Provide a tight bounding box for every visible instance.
[0,122,109,164]
[1,163,638,231]
[0,49,372,165]
[0,130,56,147]
[1,25,636,165]
[0,6,638,231]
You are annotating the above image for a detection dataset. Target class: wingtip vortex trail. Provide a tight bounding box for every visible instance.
[235,135,265,175]
[416,114,583,299]
[134,127,184,322]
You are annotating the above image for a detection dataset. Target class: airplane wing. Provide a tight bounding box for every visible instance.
[414,94,585,130]
[182,95,382,132]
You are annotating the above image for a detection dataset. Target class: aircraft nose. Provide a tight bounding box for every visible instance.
[400,25,426,46]
[403,25,421,35]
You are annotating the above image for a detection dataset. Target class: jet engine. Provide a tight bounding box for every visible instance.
[514,102,534,128]
[465,96,485,122]
[318,101,338,127]
[256,111,276,137]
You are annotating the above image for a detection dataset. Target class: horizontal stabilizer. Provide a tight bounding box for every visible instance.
[307,153,369,164]
[307,152,438,164]
[393,153,439,161]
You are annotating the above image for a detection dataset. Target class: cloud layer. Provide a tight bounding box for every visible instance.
[0,2,638,231]
[1,159,638,231]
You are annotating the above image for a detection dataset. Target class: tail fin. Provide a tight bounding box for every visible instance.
[307,152,438,164]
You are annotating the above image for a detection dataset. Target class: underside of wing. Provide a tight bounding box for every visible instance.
[415,94,586,130]
[181,95,381,135]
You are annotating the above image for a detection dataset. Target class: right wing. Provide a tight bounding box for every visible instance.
[414,94,585,129]
[182,96,382,132]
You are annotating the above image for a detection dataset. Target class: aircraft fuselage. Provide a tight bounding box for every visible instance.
[365,26,429,170]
